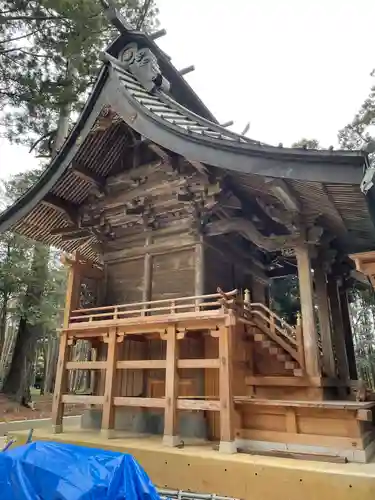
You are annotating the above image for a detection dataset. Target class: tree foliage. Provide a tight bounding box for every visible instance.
[0,0,159,155]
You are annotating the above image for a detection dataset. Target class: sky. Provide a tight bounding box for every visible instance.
[1,0,375,181]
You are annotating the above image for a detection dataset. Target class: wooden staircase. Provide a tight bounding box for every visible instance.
[231,296,305,377]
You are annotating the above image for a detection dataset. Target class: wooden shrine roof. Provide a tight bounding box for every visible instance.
[0,22,374,263]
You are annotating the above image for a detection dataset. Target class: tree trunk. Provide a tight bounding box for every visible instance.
[2,245,49,404]
[0,292,9,358]
[44,336,59,394]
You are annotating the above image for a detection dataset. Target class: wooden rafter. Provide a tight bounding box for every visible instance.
[71,163,106,189]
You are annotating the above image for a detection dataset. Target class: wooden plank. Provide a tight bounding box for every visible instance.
[245,376,322,387]
[357,409,373,422]
[113,397,165,408]
[66,361,107,370]
[116,360,166,369]
[238,428,363,449]
[285,409,298,433]
[164,325,179,441]
[61,395,105,404]
[177,399,220,411]
[177,359,220,369]
[234,397,375,410]
[295,244,320,377]
[314,264,336,377]
[101,327,118,436]
[219,323,236,445]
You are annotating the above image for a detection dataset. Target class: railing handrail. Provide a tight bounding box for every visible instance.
[248,302,297,337]
[71,289,238,315]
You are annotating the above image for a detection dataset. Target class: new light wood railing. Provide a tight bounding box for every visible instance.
[69,289,238,326]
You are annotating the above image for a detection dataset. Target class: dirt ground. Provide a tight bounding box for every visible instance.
[0,392,83,423]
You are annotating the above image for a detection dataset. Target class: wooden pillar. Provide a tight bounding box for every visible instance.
[142,236,152,307]
[163,325,179,446]
[51,259,80,433]
[194,235,205,296]
[314,264,336,377]
[327,276,350,382]
[295,244,321,377]
[252,278,268,304]
[101,327,118,438]
[339,285,358,380]
[219,316,236,453]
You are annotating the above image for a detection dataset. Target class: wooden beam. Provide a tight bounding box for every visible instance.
[163,325,179,446]
[177,399,220,411]
[61,395,104,404]
[264,178,301,213]
[194,235,204,297]
[113,397,165,408]
[177,359,220,369]
[295,244,320,377]
[101,327,118,438]
[51,332,69,434]
[116,360,166,369]
[314,264,336,377]
[66,361,107,370]
[41,193,77,224]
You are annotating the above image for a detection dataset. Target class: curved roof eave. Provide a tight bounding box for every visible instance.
[0,66,110,234]
[105,64,367,185]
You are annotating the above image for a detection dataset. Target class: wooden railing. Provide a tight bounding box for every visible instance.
[69,289,238,325]
[245,302,303,364]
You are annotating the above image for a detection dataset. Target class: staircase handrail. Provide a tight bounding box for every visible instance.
[248,302,297,344]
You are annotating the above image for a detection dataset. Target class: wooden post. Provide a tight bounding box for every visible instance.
[327,275,350,382]
[51,258,80,433]
[101,327,118,438]
[163,325,179,446]
[339,285,358,380]
[142,236,152,313]
[295,244,320,377]
[314,264,336,377]
[219,316,236,453]
[194,235,205,297]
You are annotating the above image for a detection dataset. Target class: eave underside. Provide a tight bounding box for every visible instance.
[1,64,374,265]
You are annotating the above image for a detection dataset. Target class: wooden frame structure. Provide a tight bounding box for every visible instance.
[1,5,375,462]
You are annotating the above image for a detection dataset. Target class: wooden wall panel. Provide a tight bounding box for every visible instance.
[152,249,195,301]
[106,258,144,304]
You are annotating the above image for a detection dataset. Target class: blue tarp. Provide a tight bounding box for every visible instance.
[0,441,161,500]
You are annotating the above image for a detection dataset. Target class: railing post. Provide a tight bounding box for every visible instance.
[295,312,305,368]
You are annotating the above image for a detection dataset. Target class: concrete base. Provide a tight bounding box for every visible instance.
[0,415,80,436]
[81,408,207,439]
[12,428,375,500]
[100,429,116,439]
[219,441,237,454]
[52,424,63,434]
[162,435,181,447]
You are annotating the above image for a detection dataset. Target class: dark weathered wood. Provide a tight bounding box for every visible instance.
[41,193,77,224]
[339,285,357,380]
[327,275,350,382]
[314,264,336,377]
[295,244,320,377]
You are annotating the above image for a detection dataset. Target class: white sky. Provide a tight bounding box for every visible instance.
[1,0,374,181]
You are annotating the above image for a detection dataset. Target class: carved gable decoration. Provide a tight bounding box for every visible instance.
[119,42,170,93]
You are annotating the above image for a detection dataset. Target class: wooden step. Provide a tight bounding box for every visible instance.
[285,361,297,370]
[261,340,272,349]
[293,369,304,377]
[254,333,266,342]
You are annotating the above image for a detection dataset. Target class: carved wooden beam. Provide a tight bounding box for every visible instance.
[41,194,77,224]
[264,178,301,213]
[205,217,323,251]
